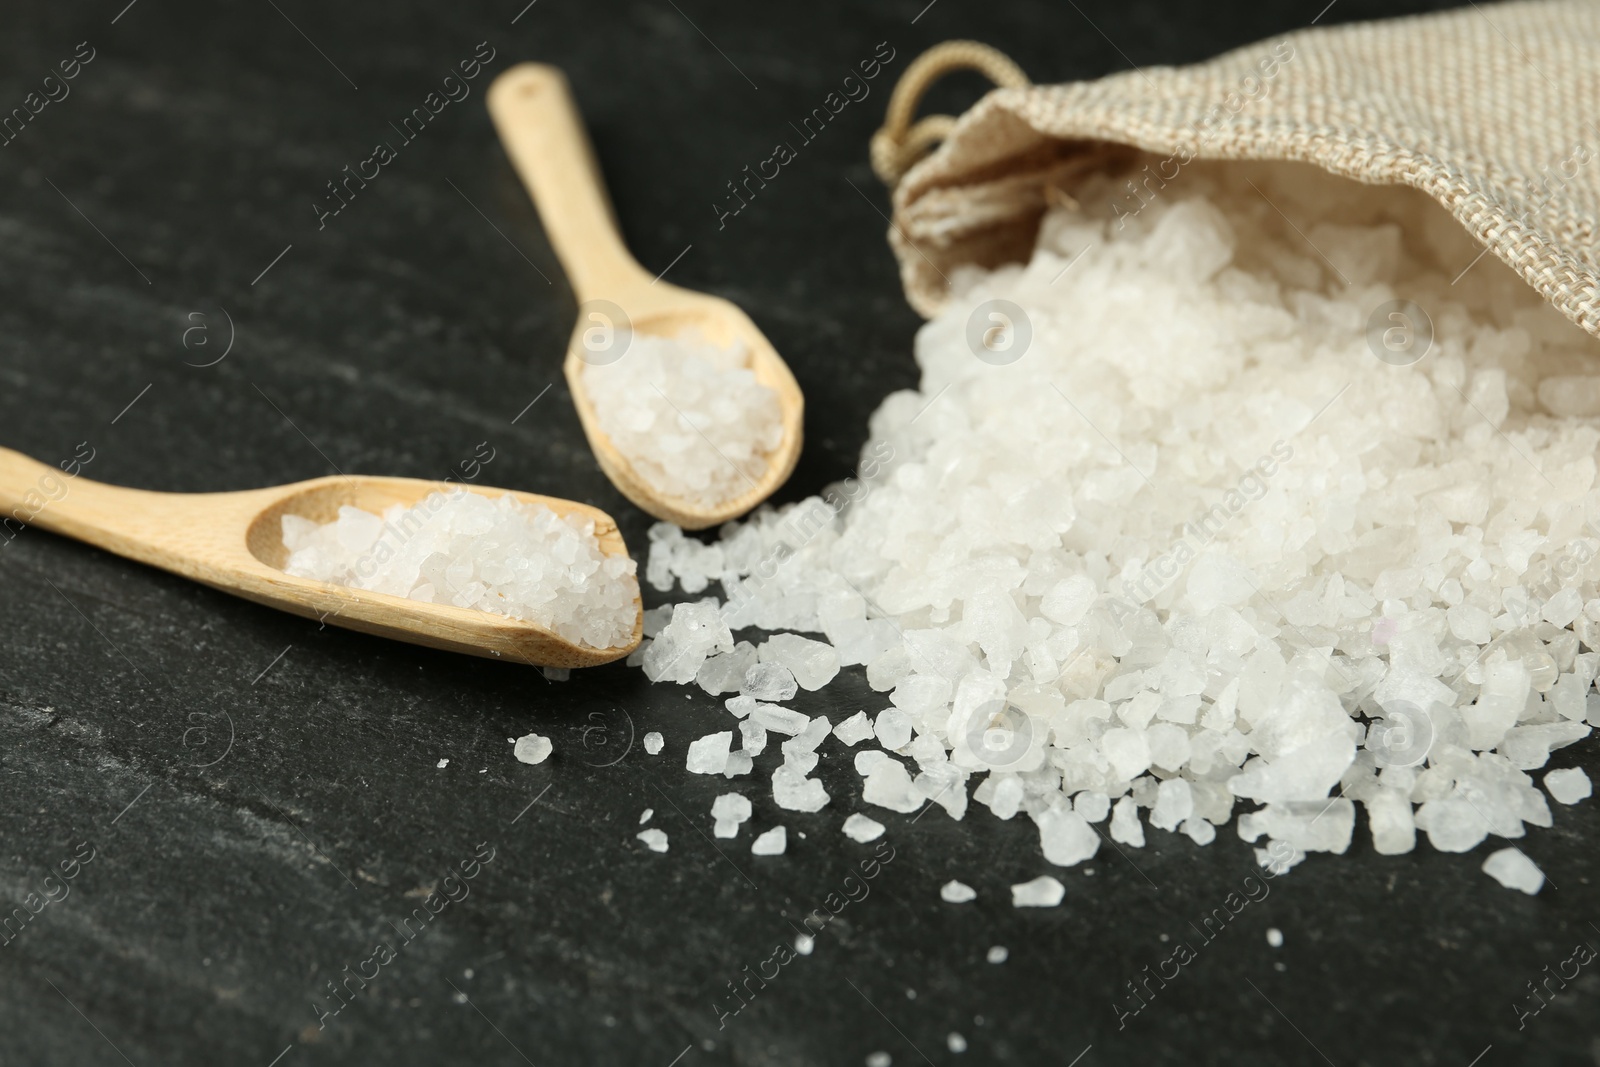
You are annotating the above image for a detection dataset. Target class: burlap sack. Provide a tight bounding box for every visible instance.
[876,2,1600,341]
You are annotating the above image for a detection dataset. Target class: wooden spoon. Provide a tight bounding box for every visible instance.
[0,447,642,668]
[486,63,803,531]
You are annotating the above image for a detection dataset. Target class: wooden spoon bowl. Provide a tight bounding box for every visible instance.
[0,447,642,668]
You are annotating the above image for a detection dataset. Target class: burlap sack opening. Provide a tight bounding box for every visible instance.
[880,2,1600,343]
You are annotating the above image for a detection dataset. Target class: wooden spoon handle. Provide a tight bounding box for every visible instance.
[487,63,649,302]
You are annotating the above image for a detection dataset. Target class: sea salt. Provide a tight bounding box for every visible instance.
[772,765,829,812]
[1010,875,1065,908]
[940,880,976,903]
[1266,928,1284,948]
[685,731,733,775]
[581,330,781,509]
[985,945,1008,964]
[1545,767,1592,804]
[834,711,875,746]
[639,808,653,824]
[751,825,787,855]
[712,792,752,838]
[282,490,637,650]
[1482,847,1545,894]
[634,160,1600,883]
[636,828,668,853]
[843,813,886,842]
[643,732,664,755]
[512,733,552,765]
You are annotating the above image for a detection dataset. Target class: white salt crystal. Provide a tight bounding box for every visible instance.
[947,1032,968,1053]
[843,813,886,842]
[862,760,922,813]
[794,933,814,955]
[940,880,976,903]
[865,1054,891,1067]
[1110,795,1146,847]
[722,750,754,778]
[739,718,768,757]
[986,945,1009,964]
[643,731,664,755]
[1482,847,1544,894]
[436,758,449,769]
[712,792,752,826]
[1035,804,1100,866]
[750,825,787,855]
[759,633,841,690]
[1148,779,1194,832]
[742,661,798,701]
[772,765,830,812]
[875,708,913,750]
[582,330,781,509]
[636,828,668,853]
[282,490,638,650]
[685,731,733,775]
[1073,791,1111,823]
[639,808,653,824]
[1010,875,1065,908]
[512,734,552,765]
[1366,788,1416,855]
[1266,928,1284,948]
[749,704,809,736]
[834,711,875,746]
[697,643,758,696]
[1544,767,1592,804]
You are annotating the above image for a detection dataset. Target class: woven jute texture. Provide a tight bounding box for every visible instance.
[888,0,1600,340]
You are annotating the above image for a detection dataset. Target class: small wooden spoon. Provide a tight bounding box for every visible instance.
[0,447,642,668]
[487,63,803,531]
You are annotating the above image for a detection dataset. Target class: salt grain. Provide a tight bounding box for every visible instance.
[843,813,886,843]
[1266,928,1284,948]
[636,829,668,853]
[643,732,664,755]
[1545,767,1592,804]
[512,734,552,766]
[750,826,787,855]
[940,880,976,903]
[1010,875,1065,908]
[1482,847,1545,894]
[986,945,1008,964]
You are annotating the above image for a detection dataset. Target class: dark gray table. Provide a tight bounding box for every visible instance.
[2,0,1595,1064]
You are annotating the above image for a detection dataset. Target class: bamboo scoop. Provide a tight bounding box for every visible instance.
[0,447,642,668]
[487,63,803,531]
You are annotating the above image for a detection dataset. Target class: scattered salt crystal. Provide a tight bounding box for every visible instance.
[1073,791,1111,823]
[750,826,787,855]
[834,711,875,746]
[1266,928,1284,948]
[794,933,814,955]
[512,734,552,766]
[685,731,733,775]
[739,719,768,757]
[759,633,841,691]
[865,1053,891,1067]
[985,945,1008,964]
[1035,804,1100,867]
[742,662,798,702]
[697,643,758,696]
[1010,875,1065,908]
[723,750,754,778]
[874,708,913,750]
[711,793,752,840]
[947,1032,968,1053]
[639,808,653,825]
[1545,767,1592,804]
[940,880,976,903]
[772,765,830,812]
[282,490,638,650]
[843,813,886,842]
[1109,796,1146,848]
[582,330,781,509]
[436,758,449,769]
[862,759,922,813]
[636,828,668,853]
[643,731,664,756]
[1482,847,1544,894]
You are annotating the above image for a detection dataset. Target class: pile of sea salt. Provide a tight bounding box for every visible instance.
[582,330,782,509]
[635,159,1600,892]
[282,490,638,650]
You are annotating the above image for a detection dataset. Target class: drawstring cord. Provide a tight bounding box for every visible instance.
[870,40,1030,187]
